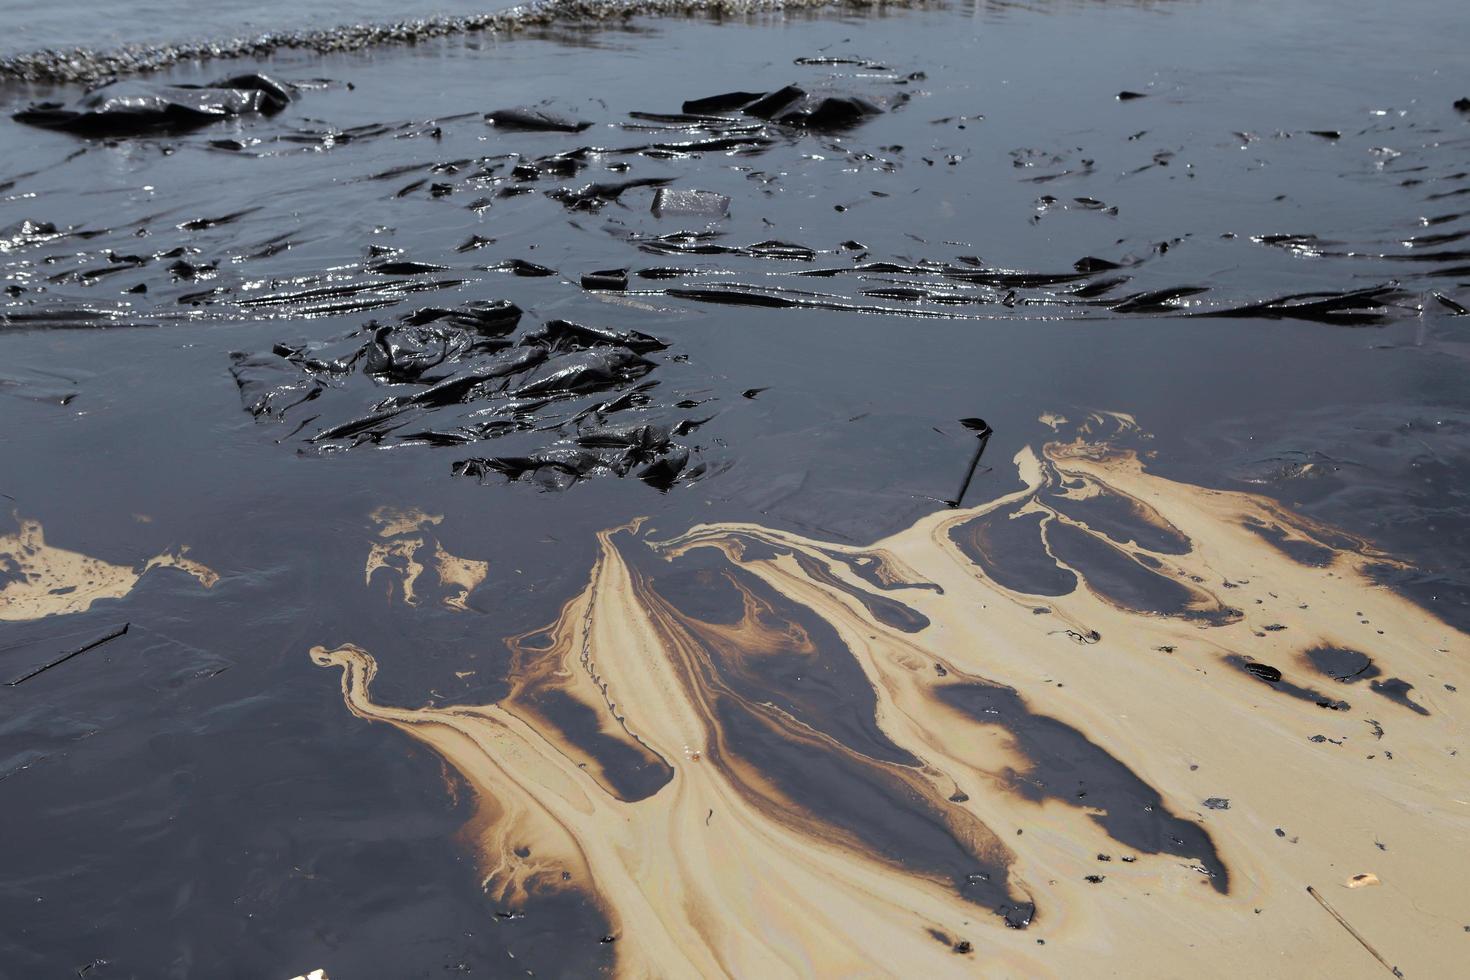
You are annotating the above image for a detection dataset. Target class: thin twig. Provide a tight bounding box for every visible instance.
[947,418,993,507]
[6,623,129,686]
[1306,885,1400,977]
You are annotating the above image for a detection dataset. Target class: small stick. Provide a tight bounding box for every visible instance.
[947,418,993,507]
[1306,885,1400,977]
[6,623,129,686]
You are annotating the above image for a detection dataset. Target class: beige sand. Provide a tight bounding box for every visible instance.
[313,414,1469,977]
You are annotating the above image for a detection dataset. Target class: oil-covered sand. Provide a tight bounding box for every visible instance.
[3,0,1470,976]
[317,413,1468,976]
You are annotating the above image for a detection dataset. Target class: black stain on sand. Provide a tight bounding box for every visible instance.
[645,548,921,768]
[511,686,674,802]
[1225,655,1352,711]
[950,503,1078,597]
[1303,647,1429,715]
[1304,646,1381,683]
[630,548,1040,922]
[937,680,1229,893]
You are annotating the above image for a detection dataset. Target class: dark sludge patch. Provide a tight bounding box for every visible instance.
[453,433,676,493]
[1240,661,1281,682]
[177,207,262,231]
[646,133,774,154]
[641,548,920,767]
[0,308,158,331]
[664,286,800,309]
[231,308,714,490]
[681,91,766,113]
[502,615,677,806]
[709,692,1025,915]
[637,448,693,492]
[0,218,71,251]
[1370,677,1431,715]
[217,272,469,318]
[581,269,629,291]
[369,260,449,276]
[1194,284,1405,326]
[1044,521,1239,624]
[949,503,1078,597]
[612,226,1410,323]
[998,901,1036,929]
[1406,231,1470,249]
[1040,479,1191,555]
[12,73,292,136]
[627,555,1033,921]
[520,319,667,355]
[513,687,673,802]
[491,258,558,278]
[661,289,986,319]
[1111,286,1210,314]
[548,177,673,212]
[1301,649,1428,714]
[648,552,753,626]
[1243,518,1337,567]
[1303,646,1380,684]
[1425,262,1470,276]
[1070,275,1132,298]
[774,94,884,131]
[941,265,1099,290]
[511,347,656,397]
[1379,248,1470,265]
[1430,291,1469,316]
[486,107,592,133]
[634,233,817,260]
[935,681,1229,893]
[1224,655,1351,711]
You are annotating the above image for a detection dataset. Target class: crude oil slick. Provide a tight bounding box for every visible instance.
[3,0,1470,975]
[315,414,1468,977]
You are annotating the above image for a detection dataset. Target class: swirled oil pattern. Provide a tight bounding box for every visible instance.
[0,514,216,621]
[312,413,1470,976]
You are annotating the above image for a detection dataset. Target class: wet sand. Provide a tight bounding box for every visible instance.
[3,0,1470,975]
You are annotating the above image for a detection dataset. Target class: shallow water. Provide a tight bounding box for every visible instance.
[2,0,1470,976]
[0,0,511,59]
